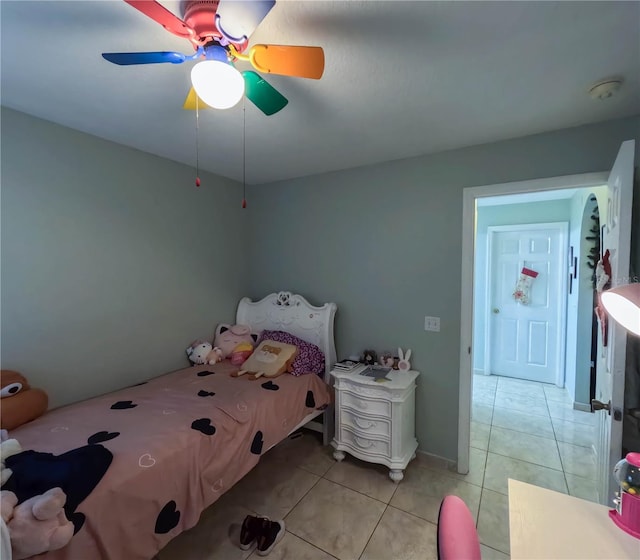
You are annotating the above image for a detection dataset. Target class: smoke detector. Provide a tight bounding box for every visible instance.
[589,79,623,100]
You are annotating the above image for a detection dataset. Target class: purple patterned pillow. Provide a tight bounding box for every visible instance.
[257,330,325,376]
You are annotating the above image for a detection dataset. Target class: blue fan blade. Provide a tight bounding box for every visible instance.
[102,52,187,65]
[216,0,275,43]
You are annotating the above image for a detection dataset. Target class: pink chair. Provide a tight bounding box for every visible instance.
[437,495,482,560]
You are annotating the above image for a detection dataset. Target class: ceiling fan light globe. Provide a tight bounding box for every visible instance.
[191,60,244,109]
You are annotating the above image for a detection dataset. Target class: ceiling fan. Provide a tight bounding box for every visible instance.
[102,0,325,115]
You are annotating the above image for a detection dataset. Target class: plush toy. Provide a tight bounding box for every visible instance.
[186,340,223,366]
[378,351,394,368]
[397,348,412,372]
[0,430,23,486]
[232,340,298,380]
[214,324,258,358]
[0,371,48,431]
[230,342,254,366]
[1,488,74,560]
[362,350,377,366]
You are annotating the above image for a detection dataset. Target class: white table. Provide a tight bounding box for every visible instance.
[508,479,640,559]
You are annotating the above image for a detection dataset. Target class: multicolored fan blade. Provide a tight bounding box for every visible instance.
[249,45,324,79]
[102,52,187,65]
[183,87,211,110]
[216,0,275,43]
[124,0,195,40]
[242,71,288,116]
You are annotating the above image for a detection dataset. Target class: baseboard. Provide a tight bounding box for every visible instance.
[573,402,591,412]
[415,449,457,471]
[473,368,486,376]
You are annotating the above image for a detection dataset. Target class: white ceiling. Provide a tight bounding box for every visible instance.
[1,1,639,185]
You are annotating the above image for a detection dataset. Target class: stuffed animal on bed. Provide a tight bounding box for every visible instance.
[230,342,254,366]
[1,430,22,486]
[1,488,74,560]
[186,340,223,366]
[0,371,48,431]
[213,324,258,358]
[232,340,298,380]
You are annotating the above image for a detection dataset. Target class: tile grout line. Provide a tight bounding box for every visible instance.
[357,502,389,560]
[546,388,572,495]
[287,460,400,560]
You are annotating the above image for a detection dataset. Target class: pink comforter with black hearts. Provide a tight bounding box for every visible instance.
[8,361,332,560]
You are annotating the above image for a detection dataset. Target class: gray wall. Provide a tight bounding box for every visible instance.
[246,115,640,461]
[2,107,638,462]
[1,108,249,408]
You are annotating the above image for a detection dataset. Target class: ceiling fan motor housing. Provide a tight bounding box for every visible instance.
[182,0,246,52]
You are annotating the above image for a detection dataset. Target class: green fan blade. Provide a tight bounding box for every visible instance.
[242,71,288,116]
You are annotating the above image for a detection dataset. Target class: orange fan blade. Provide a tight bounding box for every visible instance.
[183,87,212,110]
[249,45,324,79]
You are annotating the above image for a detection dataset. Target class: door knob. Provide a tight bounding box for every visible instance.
[492,308,500,314]
[591,399,611,413]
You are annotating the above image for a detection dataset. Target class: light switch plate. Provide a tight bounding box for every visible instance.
[424,316,440,332]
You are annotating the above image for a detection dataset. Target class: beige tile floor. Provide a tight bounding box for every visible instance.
[157,374,597,560]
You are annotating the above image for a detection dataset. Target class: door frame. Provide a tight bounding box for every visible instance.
[484,222,569,387]
[458,172,608,474]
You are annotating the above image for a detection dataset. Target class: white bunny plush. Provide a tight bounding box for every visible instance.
[397,348,412,372]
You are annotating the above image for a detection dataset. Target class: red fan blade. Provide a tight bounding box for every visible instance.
[124,1,195,41]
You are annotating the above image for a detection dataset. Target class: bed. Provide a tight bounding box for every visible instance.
[4,291,337,560]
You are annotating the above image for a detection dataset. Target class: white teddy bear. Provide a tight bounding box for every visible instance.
[1,429,22,486]
[186,340,223,366]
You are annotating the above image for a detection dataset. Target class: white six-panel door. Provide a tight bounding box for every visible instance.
[596,140,635,505]
[487,223,568,384]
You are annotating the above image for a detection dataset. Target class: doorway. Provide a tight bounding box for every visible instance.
[458,172,609,477]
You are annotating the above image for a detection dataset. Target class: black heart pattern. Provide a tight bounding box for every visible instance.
[155,500,181,534]
[69,512,86,535]
[87,431,120,445]
[197,390,215,397]
[191,418,216,436]
[197,370,216,377]
[305,390,316,408]
[111,400,137,410]
[261,381,279,391]
[251,431,264,455]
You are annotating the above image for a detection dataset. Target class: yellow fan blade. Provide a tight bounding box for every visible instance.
[183,87,212,110]
[249,45,324,79]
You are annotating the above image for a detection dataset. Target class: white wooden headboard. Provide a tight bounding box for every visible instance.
[236,291,337,381]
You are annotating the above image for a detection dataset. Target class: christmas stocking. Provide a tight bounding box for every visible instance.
[594,249,612,346]
[513,267,538,305]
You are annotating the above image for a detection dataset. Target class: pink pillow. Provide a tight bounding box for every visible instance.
[257,330,325,376]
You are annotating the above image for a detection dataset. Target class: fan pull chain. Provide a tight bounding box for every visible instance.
[242,97,247,208]
[195,95,201,187]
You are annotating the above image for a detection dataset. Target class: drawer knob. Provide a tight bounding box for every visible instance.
[354,436,374,449]
[356,400,368,409]
[354,418,375,430]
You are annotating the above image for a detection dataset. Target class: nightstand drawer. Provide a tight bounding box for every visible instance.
[341,380,389,400]
[341,391,390,417]
[341,409,391,438]
[341,427,390,457]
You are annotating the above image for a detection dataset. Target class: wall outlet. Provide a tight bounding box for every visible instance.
[424,316,440,332]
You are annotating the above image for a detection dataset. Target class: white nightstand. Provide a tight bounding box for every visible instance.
[330,365,419,482]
